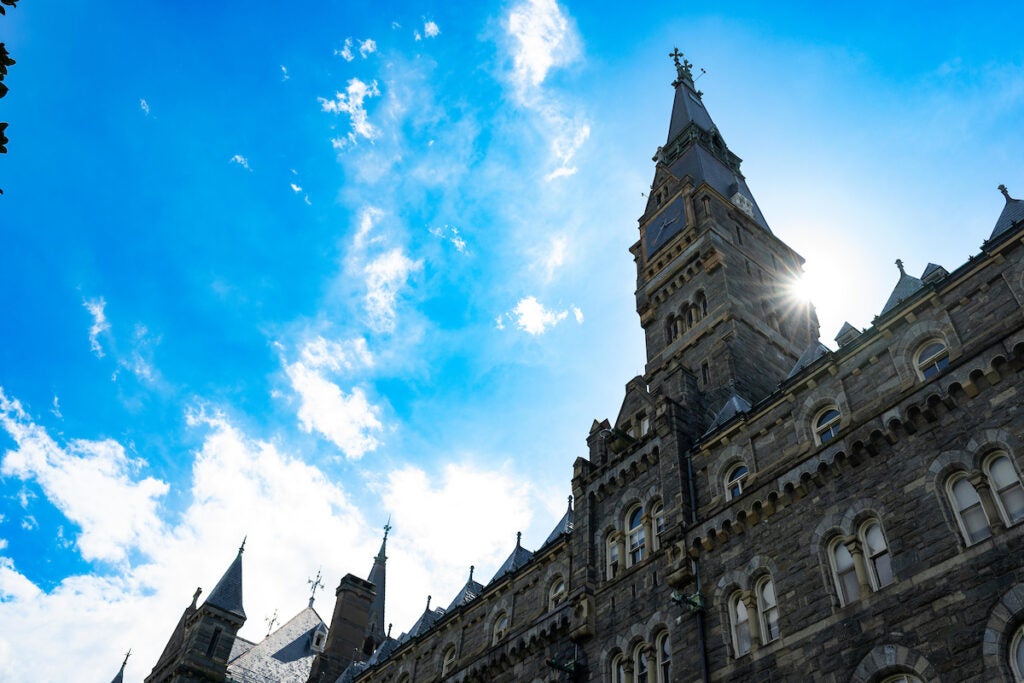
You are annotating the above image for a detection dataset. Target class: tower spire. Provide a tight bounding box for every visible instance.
[365,520,390,647]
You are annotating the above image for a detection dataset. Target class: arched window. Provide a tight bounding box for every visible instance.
[830,539,860,605]
[441,645,457,676]
[880,675,924,683]
[492,612,509,645]
[606,532,620,580]
[656,632,671,683]
[1010,624,1024,681]
[634,644,650,683]
[686,307,696,329]
[861,521,894,589]
[548,577,566,609]
[729,591,751,657]
[986,453,1024,526]
[610,653,626,683]
[814,407,841,445]
[398,674,411,683]
[948,474,992,544]
[756,576,780,644]
[627,506,646,566]
[725,464,748,500]
[697,291,708,317]
[915,340,949,379]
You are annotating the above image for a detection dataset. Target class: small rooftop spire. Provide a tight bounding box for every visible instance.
[307,569,324,608]
[1000,184,1015,202]
[669,47,694,88]
[387,623,392,638]
[468,565,475,582]
[896,258,905,275]
[110,649,131,683]
[238,536,247,555]
[425,595,432,611]
[567,494,573,510]
[191,586,202,608]
[515,531,522,548]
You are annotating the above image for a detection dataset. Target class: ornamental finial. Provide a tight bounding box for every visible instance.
[999,184,1015,202]
[669,47,694,87]
[896,259,905,275]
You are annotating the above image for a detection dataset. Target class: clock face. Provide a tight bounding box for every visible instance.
[645,196,686,258]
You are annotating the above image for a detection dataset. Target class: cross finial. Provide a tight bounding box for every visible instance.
[383,516,392,541]
[896,258,905,275]
[191,586,202,607]
[238,536,247,555]
[669,47,683,66]
[669,47,694,86]
[308,569,325,607]
[264,609,279,637]
[121,649,131,669]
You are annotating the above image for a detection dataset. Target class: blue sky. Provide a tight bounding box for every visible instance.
[1,1,1022,680]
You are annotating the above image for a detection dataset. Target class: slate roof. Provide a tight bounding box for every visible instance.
[227,606,325,683]
[399,600,447,642]
[205,548,246,619]
[881,263,925,316]
[490,533,534,584]
[335,660,368,683]
[787,341,831,380]
[991,186,1024,241]
[366,636,399,666]
[667,147,770,232]
[703,393,752,436]
[834,322,861,347]
[446,567,485,612]
[542,497,575,547]
[149,594,199,678]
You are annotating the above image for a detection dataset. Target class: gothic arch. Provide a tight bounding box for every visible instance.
[849,643,939,682]
[796,389,851,447]
[982,582,1024,679]
[889,316,959,384]
[966,429,1024,470]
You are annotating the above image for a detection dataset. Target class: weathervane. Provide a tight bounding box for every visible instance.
[308,569,325,607]
[264,609,279,638]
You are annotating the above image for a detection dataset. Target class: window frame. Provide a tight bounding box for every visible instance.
[829,537,860,606]
[548,577,566,610]
[610,653,626,683]
[634,643,650,683]
[915,339,950,380]
[729,590,751,657]
[947,473,992,545]
[860,520,894,590]
[492,612,509,645]
[655,632,671,683]
[725,463,749,500]
[606,532,620,580]
[1010,623,1024,681]
[986,453,1024,527]
[441,645,457,676]
[814,407,841,445]
[626,505,646,566]
[756,575,780,644]
[652,502,665,551]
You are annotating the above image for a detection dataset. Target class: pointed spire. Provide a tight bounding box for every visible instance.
[990,184,1024,240]
[204,542,246,618]
[110,649,130,683]
[366,521,390,645]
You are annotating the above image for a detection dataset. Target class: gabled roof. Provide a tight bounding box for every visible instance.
[703,393,752,436]
[834,322,861,347]
[990,185,1024,241]
[542,496,574,547]
[149,590,200,677]
[227,606,325,683]
[787,340,831,380]
[446,566,485,612]
[881,260,924,315]
[205,544,246,619]
[489,532,534,584]
[366,636,399,666]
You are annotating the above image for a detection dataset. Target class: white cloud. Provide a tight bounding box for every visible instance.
[300,336,373,372]
[51,395,62,419]
[353,206,384,251]
[510,296,568,335]
[284,362,382,460]
[280,65,289,81]
[363,248,423,333]
[139,99,150,115]
[495,315,506,330]
[536,233,568,279]
[429,224,468,254]
[0,389,169,563]
[0,402,381,682]
[320,78,382,149]
[504,0,590,180]
[229,154,251,171]
[290,183,302,193]
[335,37,355,61]
[359,38,377,58]
[572,306,584,324]
[83,297,110,358]
[423,21,440,38]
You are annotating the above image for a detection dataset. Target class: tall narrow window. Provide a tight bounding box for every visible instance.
[492,612,509,644]
[831,540,860,605]
[814,408,841,445]
[634,645,649,683]
[656,633,671,683]
[861,521,894,588]
[610,654,626,683]
[987,454,1024,526]
[701,362,711,386]
[442,645,457,676]
[548,577,566,609]
[697,291,708,317]
[949,475,992,544]
[1010,624,1024,681]
[915,340,949,379]
[725,464,748,500]
[206,627,223,658]
[627,506,646,565]
[729,591,751,656]
[606,533,620,580]
[756,576,780,643]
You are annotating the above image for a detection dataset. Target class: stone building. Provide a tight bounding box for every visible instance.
[141,53,1024,682]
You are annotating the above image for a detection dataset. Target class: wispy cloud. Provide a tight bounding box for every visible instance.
[502,296,583,335]
[229,154,251,171]
[290,182,302,193]
[424,21,440,38]
[335,37,355,61]
[504,0,590,180]
[359,39,377,57]
[364,249,423,333]
[429,224,468,254]
[321,78,382,149]
[139,99,150,115]
[533,233,568,280]
[336,37,377,61]
[280,65,289,81]
[51,395,62,419]
[83,297,110,358]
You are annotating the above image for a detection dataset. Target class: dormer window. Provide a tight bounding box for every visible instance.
[310,625,328,653]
